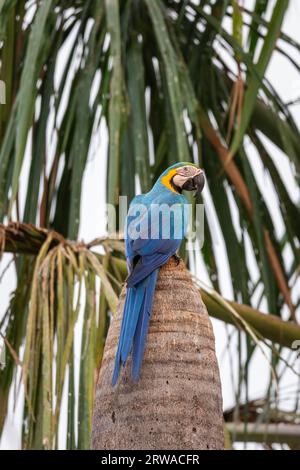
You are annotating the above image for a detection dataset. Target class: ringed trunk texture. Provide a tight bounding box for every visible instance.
[91,258,224,450]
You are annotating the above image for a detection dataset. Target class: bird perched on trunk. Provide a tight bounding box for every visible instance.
[112,162,205,385]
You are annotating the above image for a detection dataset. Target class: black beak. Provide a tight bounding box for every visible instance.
[182,172,205,196]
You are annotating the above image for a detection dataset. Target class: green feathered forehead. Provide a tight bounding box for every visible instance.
[171,161,198,168]
[160,162,199,177]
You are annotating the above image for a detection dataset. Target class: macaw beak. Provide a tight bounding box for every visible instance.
[193,171,205,195]
[181,171,205,196]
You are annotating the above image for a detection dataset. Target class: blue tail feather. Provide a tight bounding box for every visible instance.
[112,269,159,385]
[111,291,133,386]
[132,269,158,381]
[120,286,145,363]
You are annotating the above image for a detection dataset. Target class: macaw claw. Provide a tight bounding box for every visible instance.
[173,253,181,265]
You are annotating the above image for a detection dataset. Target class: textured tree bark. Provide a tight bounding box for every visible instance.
[91,257,224,450]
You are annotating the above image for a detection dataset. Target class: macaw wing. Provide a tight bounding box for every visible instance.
[125,195,147,273]
[126,237,181,287]
[125,195,187,281]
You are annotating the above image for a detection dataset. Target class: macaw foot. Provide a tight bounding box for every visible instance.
[173,253,181,266]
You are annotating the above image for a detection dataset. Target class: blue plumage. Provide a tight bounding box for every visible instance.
[112,162,202,385]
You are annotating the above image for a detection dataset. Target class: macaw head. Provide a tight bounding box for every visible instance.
[160,162,205,196]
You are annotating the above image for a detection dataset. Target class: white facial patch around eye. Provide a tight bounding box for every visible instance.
[176,165,201,177]
[172,174,189,188]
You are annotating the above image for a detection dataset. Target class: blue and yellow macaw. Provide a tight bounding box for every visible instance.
[112,162,205,385]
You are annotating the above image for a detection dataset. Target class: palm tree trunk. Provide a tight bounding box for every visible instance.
[91,257,224,450]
